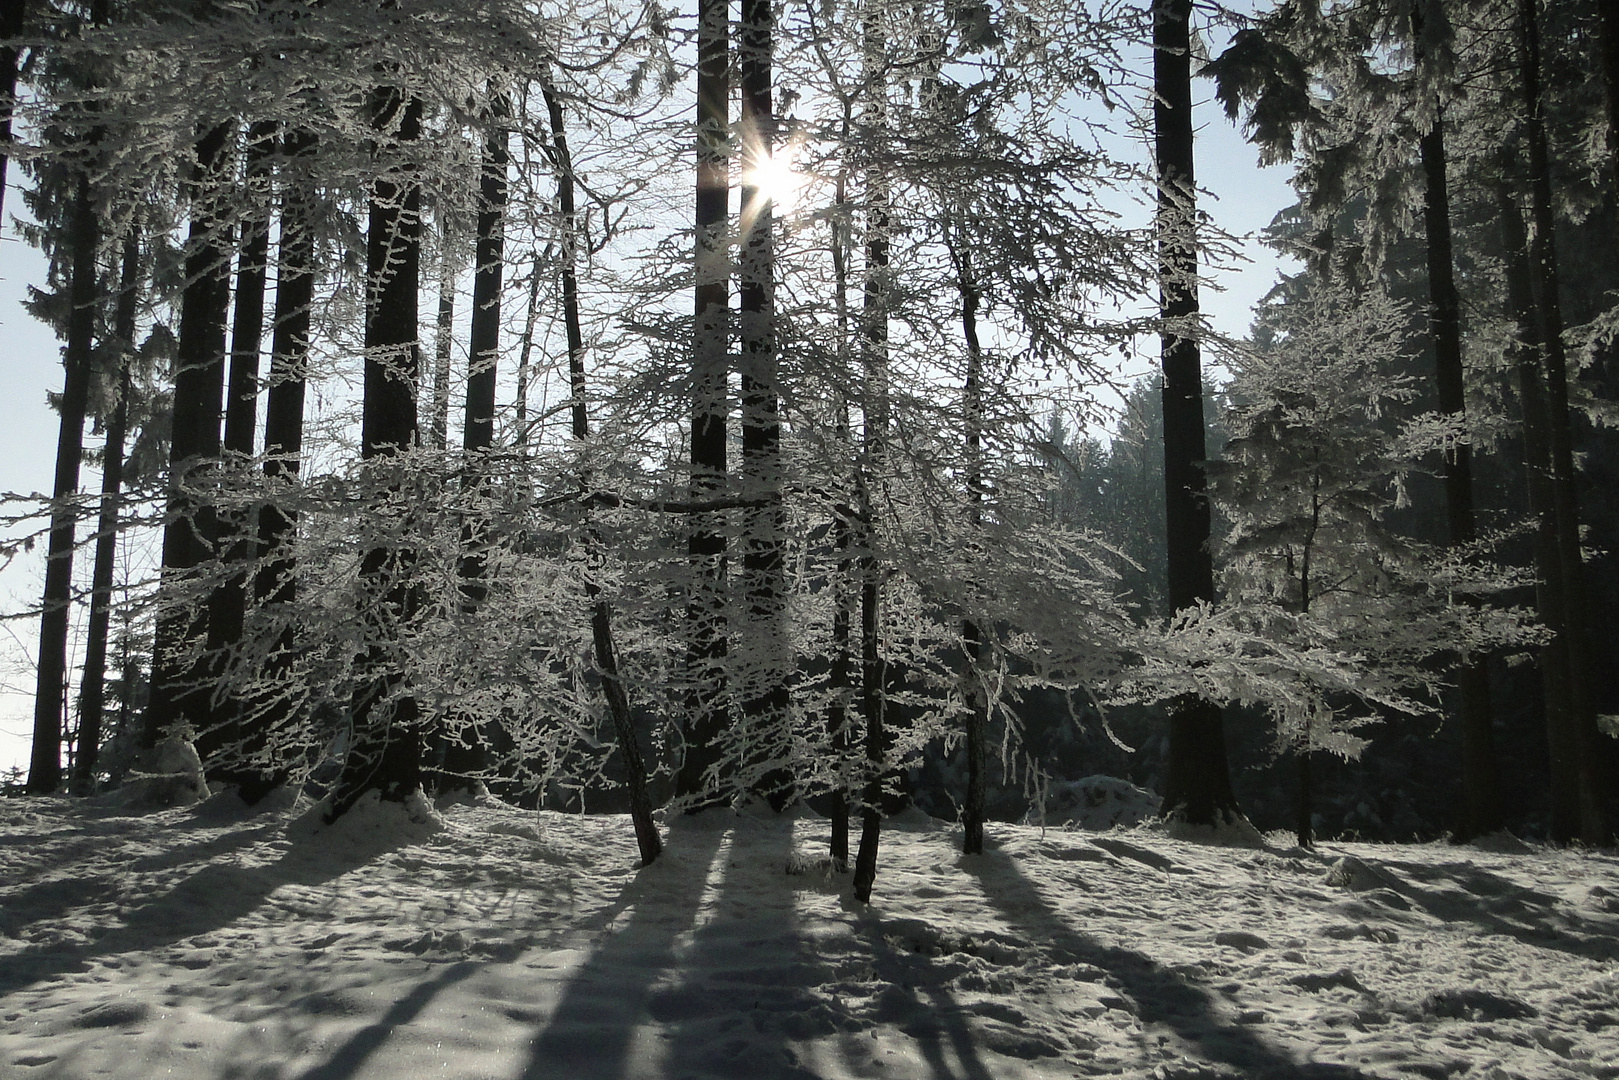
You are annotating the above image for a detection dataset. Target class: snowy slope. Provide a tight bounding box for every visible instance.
[1,793,1615,1080]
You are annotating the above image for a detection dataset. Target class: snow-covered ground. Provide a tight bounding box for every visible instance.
[2,792,1616,1080]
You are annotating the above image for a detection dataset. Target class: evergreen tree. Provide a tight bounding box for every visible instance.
[1154,0,1242,827]
[325,77,426,821]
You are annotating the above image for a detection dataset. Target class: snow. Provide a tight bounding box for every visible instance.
[1025,776,1162,831]
[2,794,1616,1080]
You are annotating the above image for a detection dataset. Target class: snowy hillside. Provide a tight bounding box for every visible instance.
[2,794,1616,1079]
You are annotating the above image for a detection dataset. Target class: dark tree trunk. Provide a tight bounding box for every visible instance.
[955,240,987,856]
[248,129,315,801]
[430,227,454,452]
[737,0,791,810]
[0,0,25,226]
[142,121,235,753]
[545,87,661,863]
[853,4,890,903]
[199,120,275,791]
[826,168,855,870]
[1516,0,1610,845]
[1296,750,1313,849]
[1153,0,1240,827]
[72,225,141,796]
[326,87,425,821]
[1598,0,1619,197]
[27,172,99,794]
[431,92,509,798]
[513,250,541,448]
[828,516,853,869]
[1417,107,1501,839]
[676,0,731,809]
[1497,183,1577,840]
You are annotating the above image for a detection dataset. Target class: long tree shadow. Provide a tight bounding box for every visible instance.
[966,839,1374,1080]
[288,960,481,1080]
[519,817,728,1080]
[1,819,286,944]
[847,908,1002,1080]
[0,822,411,997]
[657,810,835,1080]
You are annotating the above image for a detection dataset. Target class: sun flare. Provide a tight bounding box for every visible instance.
[743,149,804,211]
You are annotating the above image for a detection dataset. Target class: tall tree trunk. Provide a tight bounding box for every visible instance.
[1153,0,1241,826]
[430,220,455,452]
[1597,0,1619,198]
[326,85,425,821]
[142,121,235,755]
[676,0,731,809]
[737,0,791,809]
[513,250,541,449]
[433,90,509,798]
[251,128,316,797]
[1296,750,1313,848]
[27,171,99,794]
[1515,0,1608,844]
[1417,104,1501,839]
[954,238,987,856]
[544,86,660,863]
[1497,182,1577,842]
[199,120,275,792]
[826,164,855,870]
[853,0,890,903]
[0,0,25,227]
[72,225,141,795]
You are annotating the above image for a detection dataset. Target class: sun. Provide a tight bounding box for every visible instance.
[742,148,805,211]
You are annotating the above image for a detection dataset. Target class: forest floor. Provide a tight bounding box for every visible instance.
[1,791,1616,1080]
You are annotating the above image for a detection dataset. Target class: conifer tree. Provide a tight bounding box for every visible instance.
[0,0,25,224]
[141,119,235,757]
[325,78,426,820]
[676,0,731,808]
[853,0,892,902]
[1154,0,1242,827]
[250,126,316,800]
[199,119,275,793]
[72,224,141,794]
[737,0,791,807]
[1512,0,1608,844]
[29,0,114,793]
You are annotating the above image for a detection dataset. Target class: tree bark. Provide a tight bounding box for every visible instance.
[72,225,141,795]
[27,171,99,794]
[513,251,541,449]
[1154,0,1241,826]
[1516,0,1609,845]
[199,120,275,792]
[955,239,987,856]
[142,121,235,753]
[1497,182,1577,844]
[1597,0,1619,198]
[1417,106,1501,839]
[737,0,791,809]
[326,85,425,820]
[248,128,316,800]
[853,0,890,903]
[826,166,855,870]
[431,92,509,798]
[430,222,454,452]
[0,0,26,227]
[1296,750,1313,848]
[676,0,732,809]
